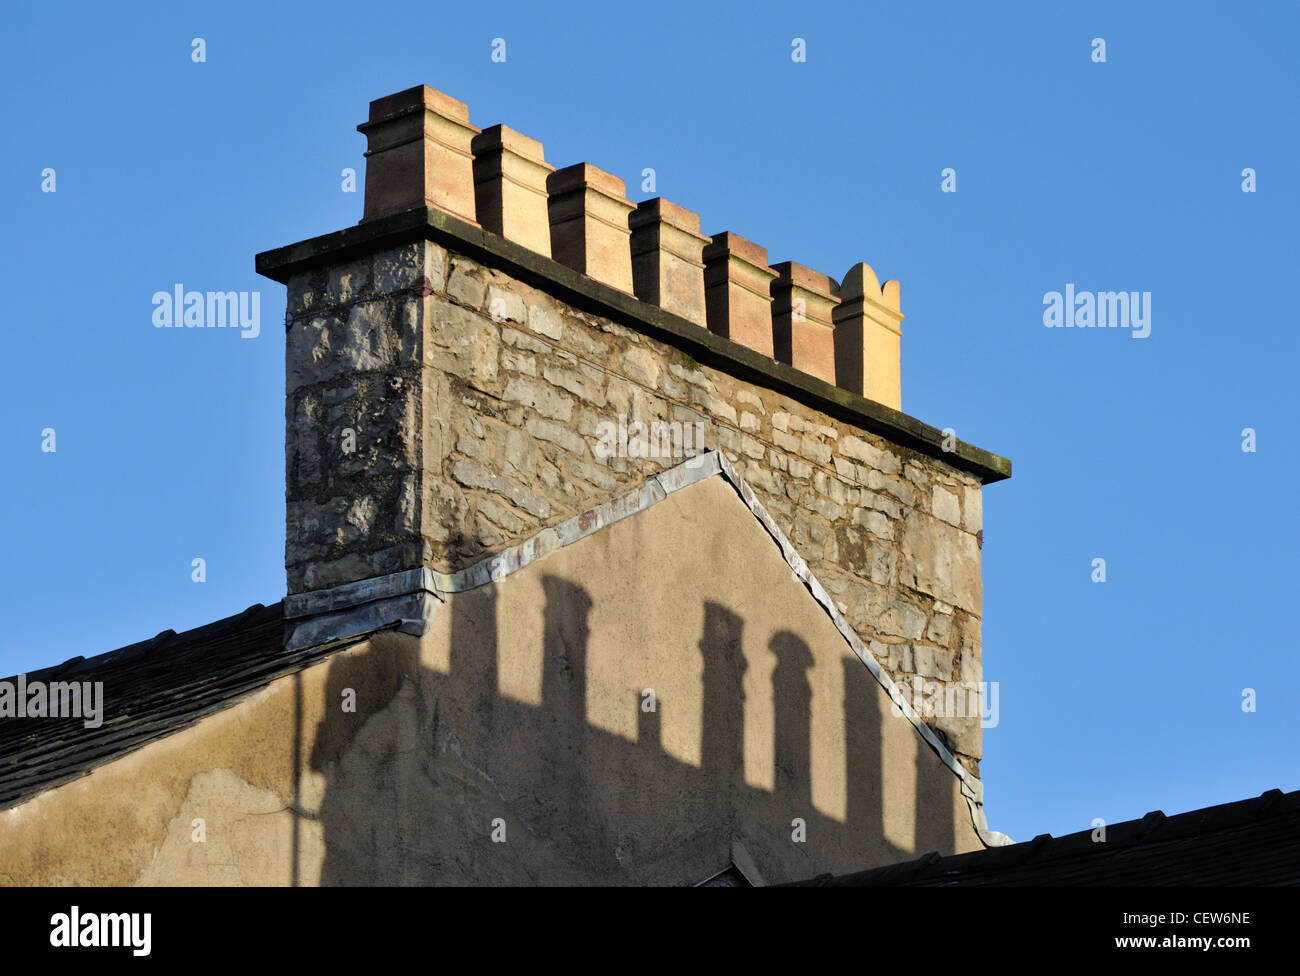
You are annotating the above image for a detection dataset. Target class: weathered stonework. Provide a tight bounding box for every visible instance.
[0,83,1015,889]
[284,238,989,769]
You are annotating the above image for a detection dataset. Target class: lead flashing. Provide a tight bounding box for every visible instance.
[283,450,1011,847]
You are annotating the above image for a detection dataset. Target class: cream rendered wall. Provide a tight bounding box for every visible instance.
[0,477,979,886]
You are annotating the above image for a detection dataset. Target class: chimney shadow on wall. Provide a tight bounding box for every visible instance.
[300,543,956,884]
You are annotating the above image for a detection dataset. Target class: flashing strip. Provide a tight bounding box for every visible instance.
[283,449,1011,846]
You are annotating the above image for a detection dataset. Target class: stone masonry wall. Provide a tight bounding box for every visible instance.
[285,240,986,771]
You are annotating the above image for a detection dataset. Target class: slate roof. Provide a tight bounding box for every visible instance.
[795,787,1300,885]
[0,602,368,812]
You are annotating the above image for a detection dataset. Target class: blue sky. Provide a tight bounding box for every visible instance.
[3,0,1296,846]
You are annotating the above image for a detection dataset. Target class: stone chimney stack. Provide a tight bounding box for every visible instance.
[268,84,922,595]
[257,85,1008,774]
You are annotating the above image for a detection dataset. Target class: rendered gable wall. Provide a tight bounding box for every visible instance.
[0,476,980,885]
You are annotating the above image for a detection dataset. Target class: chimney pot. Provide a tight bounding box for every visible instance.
[833,262,904,410]
[629,198,709,325]
[546,163,635,293]
[770,261,840,385]
[702,231,778,358]
[357,84,480,223]
[472,124,555,256]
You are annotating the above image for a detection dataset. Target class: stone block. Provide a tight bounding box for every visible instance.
[964,484,983,534]
[932,485,961,526]
[503,376,574,422]
[839,435,900,474]
[880,601,926,640]
[900,511,981,614]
